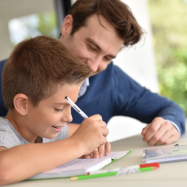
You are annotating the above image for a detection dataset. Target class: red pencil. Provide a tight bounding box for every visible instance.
[140,162,160,168]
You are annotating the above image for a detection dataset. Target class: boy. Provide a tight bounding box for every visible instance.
[0,36,109,185]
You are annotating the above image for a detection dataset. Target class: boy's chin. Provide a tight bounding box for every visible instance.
[43,133,59,140]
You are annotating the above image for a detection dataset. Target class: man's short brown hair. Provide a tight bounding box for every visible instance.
[2,36,92,108]
[68,0,143,47]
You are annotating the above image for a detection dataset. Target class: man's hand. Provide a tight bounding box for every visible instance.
[141,117,180,146]
[81,142,111,159]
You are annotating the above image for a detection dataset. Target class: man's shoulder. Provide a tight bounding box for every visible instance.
[0,59,7,77]
[0,59,7,63]
[96,62,129,80]
[0,59,7,70]
[95,62,134,87]
[103,62,124,73]
[0,59,8,116]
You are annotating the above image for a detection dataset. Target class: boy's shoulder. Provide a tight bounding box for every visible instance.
[0,117,13,132]
[0,117,29,149]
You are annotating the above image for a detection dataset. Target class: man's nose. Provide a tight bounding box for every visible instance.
[88,57,101,72]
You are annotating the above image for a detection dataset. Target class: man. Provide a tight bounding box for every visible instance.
[0,0,185,149]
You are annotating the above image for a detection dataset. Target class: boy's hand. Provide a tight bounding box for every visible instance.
[71,115,109,155]
[141,117,180,146]
[81,141,111,159]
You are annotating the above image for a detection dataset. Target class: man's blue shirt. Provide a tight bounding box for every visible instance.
[71,62,185,135]
[0,59,186,135]
[0,60,6,116]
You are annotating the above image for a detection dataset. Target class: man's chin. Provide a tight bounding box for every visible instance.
[89,71,99,77]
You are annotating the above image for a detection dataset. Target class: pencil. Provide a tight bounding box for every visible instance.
[71,166,158,181]
[86,162,160,175]
[65,96,88,119]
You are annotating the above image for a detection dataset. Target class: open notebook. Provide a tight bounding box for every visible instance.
[29,151,130,180]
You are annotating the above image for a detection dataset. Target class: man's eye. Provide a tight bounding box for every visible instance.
[88,44,96,51]
[55,108,63,112]
[104,57,111,61]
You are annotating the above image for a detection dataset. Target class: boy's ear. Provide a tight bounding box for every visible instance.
[13,94,29,115]
[61,15,73,37]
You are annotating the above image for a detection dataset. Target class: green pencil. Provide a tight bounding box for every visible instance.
[71,166,158,181]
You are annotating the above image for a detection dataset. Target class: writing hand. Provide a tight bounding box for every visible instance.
[71,115,109,155]
[81,142,111,159]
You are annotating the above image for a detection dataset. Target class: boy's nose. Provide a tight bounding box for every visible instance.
[62,108,73,123]
[65,114,73,123]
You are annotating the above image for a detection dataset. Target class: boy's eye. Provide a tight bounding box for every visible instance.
[55,108,63,112]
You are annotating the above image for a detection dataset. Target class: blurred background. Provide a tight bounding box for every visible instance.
[0,0,186,142]
[149,0,187,114]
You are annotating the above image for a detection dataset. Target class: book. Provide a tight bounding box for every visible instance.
[29,151,130,180]
[142,144,187,163]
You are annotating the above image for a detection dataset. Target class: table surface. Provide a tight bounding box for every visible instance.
[5,127,187,187]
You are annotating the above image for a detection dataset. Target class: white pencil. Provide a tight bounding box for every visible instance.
[65,96,88,119]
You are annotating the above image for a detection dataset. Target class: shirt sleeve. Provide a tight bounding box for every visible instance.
[0,126,20,149]
[112,65,186,135]
[165,120,181,137]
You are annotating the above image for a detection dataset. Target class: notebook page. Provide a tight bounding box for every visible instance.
[44,157,110,174]
[106,151,129,159]
[29,151,129,179]
[44,151,129,174]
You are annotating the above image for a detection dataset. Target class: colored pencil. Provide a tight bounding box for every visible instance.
[86,162,159,175]
[71,166,159,181]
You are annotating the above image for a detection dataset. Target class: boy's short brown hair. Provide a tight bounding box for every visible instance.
[68,0,143,47]
[2,36,92,108]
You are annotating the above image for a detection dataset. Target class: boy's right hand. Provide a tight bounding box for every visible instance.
[70,115,109,155]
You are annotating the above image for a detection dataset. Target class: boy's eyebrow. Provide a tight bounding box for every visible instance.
[86,38,116,59]
[54,103,69,105]
[54,100,78,106]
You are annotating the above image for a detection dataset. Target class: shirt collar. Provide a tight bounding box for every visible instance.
[78,78,90,98]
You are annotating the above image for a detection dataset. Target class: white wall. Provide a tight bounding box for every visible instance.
[107,0,158,142]
[0,0,55,60]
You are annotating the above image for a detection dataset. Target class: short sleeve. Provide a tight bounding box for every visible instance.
[0,125,21,149]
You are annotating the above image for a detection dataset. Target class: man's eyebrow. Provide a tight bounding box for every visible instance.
[86,38,102,51]
[86,38,116,59]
